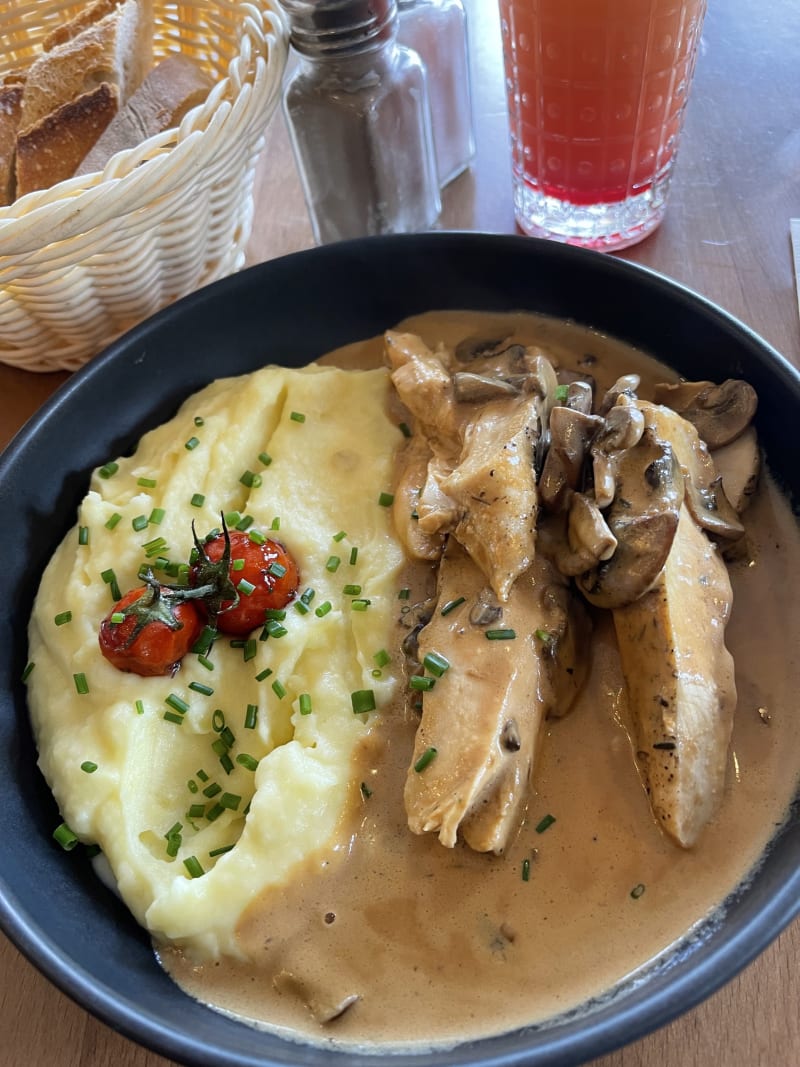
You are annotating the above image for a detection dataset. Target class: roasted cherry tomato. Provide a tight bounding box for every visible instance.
[192,530,299,636]
[98,583,204,676]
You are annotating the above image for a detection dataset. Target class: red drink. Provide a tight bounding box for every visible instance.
[499,0,707,249]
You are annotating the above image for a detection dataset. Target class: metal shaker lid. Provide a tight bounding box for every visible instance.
[281,0,398,56]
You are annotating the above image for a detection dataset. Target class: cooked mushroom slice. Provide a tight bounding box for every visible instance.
[405,542,587,854]
[453,372,521,403]
[709,425,761,513]
[597,373,640,416]
[439,394,540,601]
[590,397,646,508]
[454,335,511,363]
[273,970,360,1024]
[639,401,744,541]
[613,503,736,848]
[652,378,757,448]
[558,493,617,577]
[392,436,446,561]
[578,426,683,609]
[539,405,603,512]
[564,379,594,413]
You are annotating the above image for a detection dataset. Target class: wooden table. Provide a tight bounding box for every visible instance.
[1,1,798,1064]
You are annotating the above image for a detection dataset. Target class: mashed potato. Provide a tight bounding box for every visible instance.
[27,364,404,959]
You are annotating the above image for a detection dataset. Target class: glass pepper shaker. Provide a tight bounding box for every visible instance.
[397,0,475,187]
[280,0,441,245]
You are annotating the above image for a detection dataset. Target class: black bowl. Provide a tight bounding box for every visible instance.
[1,233,798,1067]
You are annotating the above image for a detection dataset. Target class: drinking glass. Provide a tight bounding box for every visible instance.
[498,0,707,251]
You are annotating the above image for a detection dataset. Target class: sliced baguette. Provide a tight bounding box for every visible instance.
[19,0,153,133]
[16,82,119,196]
[77,54,212,175]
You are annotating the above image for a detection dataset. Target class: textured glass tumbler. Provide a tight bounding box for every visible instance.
[499,0,707,251]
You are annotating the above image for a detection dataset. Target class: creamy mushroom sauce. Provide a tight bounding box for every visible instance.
[160,311,800,1051]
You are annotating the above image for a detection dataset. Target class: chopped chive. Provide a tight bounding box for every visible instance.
[110,612,125,624]
[134,699,144,715]
[413,746,438,772]
[189,681,214,696]
[194,416,204,427]
[190,493,205,508]
[212,709,225,732]
[209,844,235,858]
[378,492,394,507]
[211,738,229,758]
[220,725,235,749]
[245,704,258,729]
[349,546,359,565]
[409,675,436,692]
[440,596,466,616]
[165,833,182,857]
[143,536,168,558]
[342,584,361,596]
[185,436,200,451]
[231,558,245,571]
[332,530,347,543]
[373,648,390,668]
[248,528,266,545]
[535,814,556,834]
[137,477,157,488]
[21,661,35,682]
[243,638,257,662]
[423,651,450,677]
[486,628,517,641]
[325,555,341,572]
[630,883,646,900]
[191,625,217,656]
[164,822,183,840]
[535,629,553,643]
[206,803,225,822]
[300,587,316,605]
[259,452,272,466]
[239,470,262,489]
[98,461,119,479]
[84,844,101,859]
[264,619,287,638]
[198,654,214,672]
[163,711,184,725]
[314,601,332,617]
[101,568,121,601]
[554,384,569,403]
[196,769,209,782]
[53,823,79,850]
[371,669,383,678]
[237,578,256,596]
[270,517,281,531]
[165,693,189,714]
[289,411,306,423]
[219,753,234,775]
[360,781,373,798]
[78,525,89,545]
[522,858,531,882]
[294,599,310,615]
[225,511,241,528]
[351,689,376,714]
[351,599,371,611]
[236,753,260,772]
[272,679,287,700]
[220,792,242,811]
[255,667,273,681]
[188,803,206,819]
[183,856,204,878]
[54,611,73,626]
[105,512,122,530]
[398,588,411,600]
[268,561,287,579]
[80,761,98,774]
[187,779,199,794]
[73,673,89,695]
[298,693,312,715]
[131,514,148,531]
[148,507,165,526]
[398,421,412,437]
[203,782,222,798]
[236,515,254,532]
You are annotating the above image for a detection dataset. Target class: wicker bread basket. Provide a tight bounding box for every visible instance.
[0,0,288,372]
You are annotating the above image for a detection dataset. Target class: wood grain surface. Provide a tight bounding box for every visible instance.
[1,1,798,1064]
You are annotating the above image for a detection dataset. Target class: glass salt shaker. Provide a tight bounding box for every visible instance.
[397,0,475,186]
[280,0,441,245]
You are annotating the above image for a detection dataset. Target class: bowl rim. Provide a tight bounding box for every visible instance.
[1,231,798,1067]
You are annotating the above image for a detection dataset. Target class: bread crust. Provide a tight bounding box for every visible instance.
[0,82,24,205]
[16,82,119,196]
